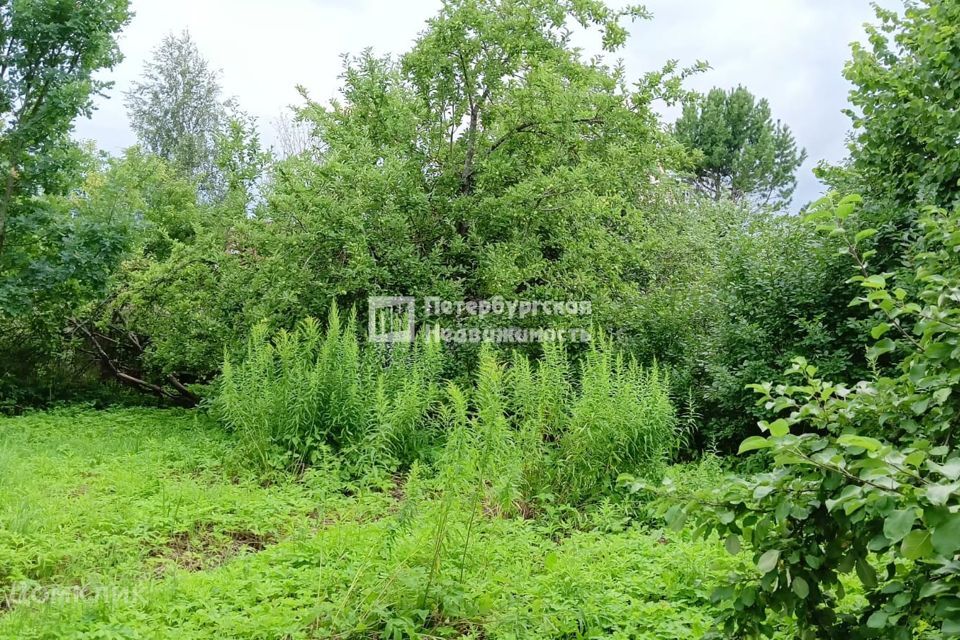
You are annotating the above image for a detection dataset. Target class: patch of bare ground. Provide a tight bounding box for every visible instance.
[149,525,274,574]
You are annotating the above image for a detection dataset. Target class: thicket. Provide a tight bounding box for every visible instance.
[0,0,785,457]
[216,309,676,505]
[5,0,960,635]
[670,1,960,636]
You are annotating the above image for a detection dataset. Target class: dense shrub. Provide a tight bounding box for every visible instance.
[216,315,677,504]
[672,198,960,638]
[214,309,443,473]
[700,212,869,450]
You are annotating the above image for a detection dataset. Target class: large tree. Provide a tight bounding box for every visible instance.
[265,0,699,333]
[0,0,132,408]
[0,0,130,273]
[125,30,231,198]
[674,85,806,208]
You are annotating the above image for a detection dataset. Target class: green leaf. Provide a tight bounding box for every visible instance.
[900,529,933,560]
[757,549,780,574]
[738,436,772,454]
[926,483,959,507]
[932,514,960,555]
[883,510,916,544]
[664,505,687,531]
[767,419,790,438]
[929,458,960,481]
[856,558,878,589]
[868,338,897,359]
[836,194,862,219]
[791,576,809,598]
[867,611,888,629]
[837,434,883,452]
[911,397,931,415]
[933,387,952,405]
[943,617,960,636]
[919,580,951,599]
[871,322,891,339]
[724,534,741,556]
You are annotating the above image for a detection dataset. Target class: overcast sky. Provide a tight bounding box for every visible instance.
[74,0,904,210]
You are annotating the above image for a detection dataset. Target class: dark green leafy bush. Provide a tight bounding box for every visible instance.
[669,197,960,638]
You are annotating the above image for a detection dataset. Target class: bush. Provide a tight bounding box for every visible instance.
[557,343,676,502]
[675,197,960,638]
[216,314,678,504]
[214,308,443,473]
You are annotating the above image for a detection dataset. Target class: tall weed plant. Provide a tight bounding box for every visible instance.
[438,337,678,509]
[214,308,442,473]
[216,313,677,503]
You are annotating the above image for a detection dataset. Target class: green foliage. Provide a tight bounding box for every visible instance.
[0,407,741,640]
[266,0,698,341]
[215,309,444,473]
[0,0,131,299]
[675,196,960,638]
[51,128,269,406]
[0,0,742,413]
[0,0,131,261]
[700,210,869,450]
[124,30,259,200]
[674,85,807,208]
[215,313,677,503]
[0,0,132,408]
[843,0,960,208]
[0,407,349,594]
[13,0,960,634]
[558,345,676,502]
[0,147,142,410]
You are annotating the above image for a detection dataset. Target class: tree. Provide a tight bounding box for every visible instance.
[266,0,700,341]
[272,111,312,159]
[0,0,131,272]
[0,0,132,409]
[68,111,270,407]
[124,30,232,198]
[842,0,960,209]
[674,86,806,208]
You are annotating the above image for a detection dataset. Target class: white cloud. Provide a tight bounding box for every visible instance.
[74,0,905,209]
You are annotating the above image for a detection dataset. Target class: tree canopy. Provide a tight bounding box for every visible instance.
[125,30,236,198]
[674,85,806,208]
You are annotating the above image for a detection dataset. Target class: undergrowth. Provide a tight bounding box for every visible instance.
[215,311,678,506]
[0,408,752,640]
[0,321,726,638]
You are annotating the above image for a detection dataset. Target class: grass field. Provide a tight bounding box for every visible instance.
[0,408,754,639]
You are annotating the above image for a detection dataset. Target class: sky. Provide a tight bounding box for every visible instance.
[74,0,905,210]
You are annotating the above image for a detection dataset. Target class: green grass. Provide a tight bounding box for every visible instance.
[1,408,748,639]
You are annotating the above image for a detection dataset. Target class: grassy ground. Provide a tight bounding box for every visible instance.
[0,408,747,639]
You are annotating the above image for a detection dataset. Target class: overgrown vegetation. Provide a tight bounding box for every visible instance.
[216,310,676,505]
[0,408,750,639]
[2,0,960,637]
